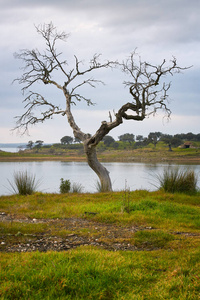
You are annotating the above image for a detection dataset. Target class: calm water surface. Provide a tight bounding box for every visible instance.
[0,161,199,195]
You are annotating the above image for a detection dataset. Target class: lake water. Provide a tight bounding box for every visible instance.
[0,147,26,153]
[0,161,199,195]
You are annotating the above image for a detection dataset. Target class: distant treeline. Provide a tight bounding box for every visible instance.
[26,132,200,151]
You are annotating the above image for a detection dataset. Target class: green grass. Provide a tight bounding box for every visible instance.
[0,191,200,230]
[0,191,200,299]
[0,247,200,299]
[133,230,175,249]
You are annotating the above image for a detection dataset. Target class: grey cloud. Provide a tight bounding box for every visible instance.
[0,0,200,142]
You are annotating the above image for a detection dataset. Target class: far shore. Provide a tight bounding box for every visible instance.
[0,148,200,164]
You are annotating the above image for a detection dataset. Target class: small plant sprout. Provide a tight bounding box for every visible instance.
[122,180,131,213]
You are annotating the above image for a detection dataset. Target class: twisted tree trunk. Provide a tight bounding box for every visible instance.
[84,142,112,192]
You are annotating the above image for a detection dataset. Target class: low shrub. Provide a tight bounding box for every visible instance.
[59,179,84,193]
[157,167,198,194]
[59,178,71,193]
[7,171,40,195]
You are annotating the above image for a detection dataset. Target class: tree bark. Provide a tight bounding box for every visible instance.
[84,141,112,192]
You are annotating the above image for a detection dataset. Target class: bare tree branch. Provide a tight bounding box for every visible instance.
[85,53,191,149]
[14,92,65,134]
[13,23,117,137]
[13,23,189,191]
[119,51,190,121]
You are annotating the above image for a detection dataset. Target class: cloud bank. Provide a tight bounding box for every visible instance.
[0,0,199,143]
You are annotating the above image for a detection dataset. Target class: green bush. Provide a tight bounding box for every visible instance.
[8,171,40,195]
[157,168,198,194]
[59,178,71,193]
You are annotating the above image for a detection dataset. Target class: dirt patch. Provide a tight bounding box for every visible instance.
[1,213,199,253]
[0,213,141,252]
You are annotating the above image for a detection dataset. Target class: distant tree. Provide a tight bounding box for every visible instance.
[160,134,173,151]
[147,132,162,148]
[103,135,115,147]
[136,135,144,142]
[141,137,149,146]
[160,134,182,150]
[13,23,188,191]
[173,132,200,142]
[60,136,73,144]
[174,133,193,141]
[171,137,183,147]
[185,132,195,141]
[112,142,119,149]
[74,137,82,143]
[118,133,135,144]
[26,140,34,149]
[35,140,43,150]
[195,134,200,141]
[173,134,184,140]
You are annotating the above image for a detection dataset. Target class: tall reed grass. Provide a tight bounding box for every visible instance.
[71,182,84,193]
[157,167,198,194]
[7,171,40,195]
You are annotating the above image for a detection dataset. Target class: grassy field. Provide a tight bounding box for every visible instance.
[0,190,200,299]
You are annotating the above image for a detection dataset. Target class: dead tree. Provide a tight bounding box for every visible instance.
[14,23,188,191]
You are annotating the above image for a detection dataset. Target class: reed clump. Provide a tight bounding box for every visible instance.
[157,168,198,194]
[71,182,84,193]
[8,171,40,195]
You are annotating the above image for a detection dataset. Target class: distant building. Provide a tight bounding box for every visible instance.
[180,142,193,149]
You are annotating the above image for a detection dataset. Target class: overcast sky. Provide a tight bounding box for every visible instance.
[0,0,200,144]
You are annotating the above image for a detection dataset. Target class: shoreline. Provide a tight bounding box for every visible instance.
[0,155,200,164]
[1,147,200,164]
